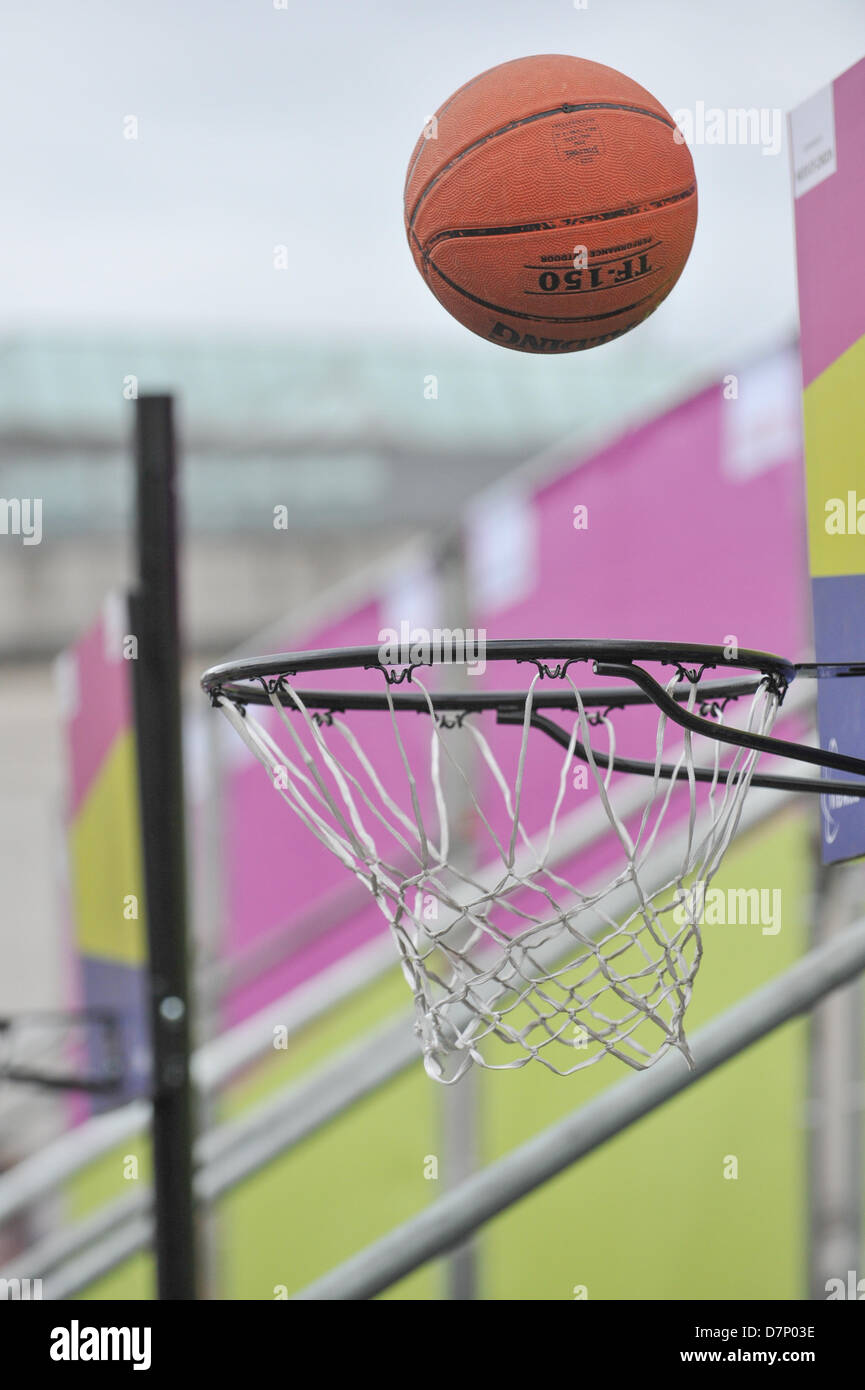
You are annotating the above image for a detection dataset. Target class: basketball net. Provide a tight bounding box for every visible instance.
[215,671,781,1082]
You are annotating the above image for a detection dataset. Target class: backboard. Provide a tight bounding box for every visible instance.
[791,54,865,863]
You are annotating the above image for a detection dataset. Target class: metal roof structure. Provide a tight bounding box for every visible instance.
[0,333,712,533]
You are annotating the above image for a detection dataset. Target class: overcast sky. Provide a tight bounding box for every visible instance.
[2,0,864,371]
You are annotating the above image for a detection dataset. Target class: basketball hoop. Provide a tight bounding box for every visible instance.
[202,641,865,1082]
[0,1009,124,1093]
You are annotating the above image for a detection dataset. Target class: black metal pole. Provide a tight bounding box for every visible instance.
[129,394,198,1300]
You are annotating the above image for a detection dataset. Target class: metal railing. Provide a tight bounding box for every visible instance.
[0,762,817,1296]
[296,912,865,1299]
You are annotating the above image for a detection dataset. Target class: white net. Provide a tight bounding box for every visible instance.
[215,669,781,1082]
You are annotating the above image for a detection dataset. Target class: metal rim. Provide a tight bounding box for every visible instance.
[201,677,770,714]
[202,640,865,795]
[202,639,797,709]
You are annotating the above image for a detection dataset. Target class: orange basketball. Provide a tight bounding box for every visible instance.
[404,54,697,354]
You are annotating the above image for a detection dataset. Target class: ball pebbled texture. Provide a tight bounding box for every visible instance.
[404,54,698,353]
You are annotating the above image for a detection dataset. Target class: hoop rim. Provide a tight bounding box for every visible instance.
[201,676,772,714]
[202,640,865,801]
[202,639,797,709]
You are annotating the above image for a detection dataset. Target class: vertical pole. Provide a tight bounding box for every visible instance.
[129,394,198,1300]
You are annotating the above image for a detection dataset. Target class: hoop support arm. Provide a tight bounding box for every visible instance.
[595,661,865,784]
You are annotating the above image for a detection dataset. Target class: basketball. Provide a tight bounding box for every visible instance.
[404,54,698,353]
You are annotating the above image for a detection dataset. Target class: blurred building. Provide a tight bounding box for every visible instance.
[0,333,697,658]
